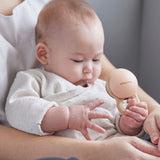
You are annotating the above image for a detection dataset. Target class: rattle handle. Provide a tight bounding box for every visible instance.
[135,94,140,103]
[117,94,140,114]
[116,100,126,114]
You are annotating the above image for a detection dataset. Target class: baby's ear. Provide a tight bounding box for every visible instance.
[36,42,49,65]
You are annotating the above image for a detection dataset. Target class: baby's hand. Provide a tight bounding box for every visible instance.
[68,100,109,140]
[119,99,148,135]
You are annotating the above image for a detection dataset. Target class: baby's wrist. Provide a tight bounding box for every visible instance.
[41,105,70,132]
[64,106,70,129]
[67,105,77,129]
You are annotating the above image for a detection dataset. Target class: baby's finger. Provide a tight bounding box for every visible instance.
[125,109,146,122]
[136,101,148,110]
[81,129,92,140]
[127,98,136,106]
[127,105,148,117]
[87,121,105,133]
[87,99,104,110]
[88,112,109,120]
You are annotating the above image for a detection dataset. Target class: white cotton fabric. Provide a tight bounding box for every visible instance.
[6,68,122,139]
[0,0,51,125]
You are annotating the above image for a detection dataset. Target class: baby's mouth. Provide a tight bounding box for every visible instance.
[75,80,89,87]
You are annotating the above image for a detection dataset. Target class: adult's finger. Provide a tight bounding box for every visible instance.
[131,137,160,157]
[144,114,160,144]
[103,136,160,160]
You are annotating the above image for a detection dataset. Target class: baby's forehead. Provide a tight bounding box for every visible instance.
[40,0,98,26]
[72,52,102,56]
[36,0,102,44]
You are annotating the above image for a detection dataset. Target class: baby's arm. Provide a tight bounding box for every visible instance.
[119,99,148,135]
[41,100,109,140]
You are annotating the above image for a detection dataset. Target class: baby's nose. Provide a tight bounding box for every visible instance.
[83,62,93,73]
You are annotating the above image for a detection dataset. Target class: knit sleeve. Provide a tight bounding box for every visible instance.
[5,70,58,135]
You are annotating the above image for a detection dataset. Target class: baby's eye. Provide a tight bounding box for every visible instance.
[72,59,83,63]
[93,59,100,62]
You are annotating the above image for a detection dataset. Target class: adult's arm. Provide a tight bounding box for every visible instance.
[100,54,160,147]
[1,125,160,160]
[99,54,116,80]
[100,54,160,112]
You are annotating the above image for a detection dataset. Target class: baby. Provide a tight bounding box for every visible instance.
[5,0,148,140]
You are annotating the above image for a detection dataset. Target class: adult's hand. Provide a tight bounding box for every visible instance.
[1,125,160,160]
[144,107,160,150]
[99,136,160,160]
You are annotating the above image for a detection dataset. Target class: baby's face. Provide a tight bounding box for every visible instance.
[45,18,104,86]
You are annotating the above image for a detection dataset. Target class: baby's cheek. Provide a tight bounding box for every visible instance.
[68,69,82,82]
[93,69,101,79]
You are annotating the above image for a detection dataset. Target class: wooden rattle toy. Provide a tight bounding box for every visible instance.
[106,68,140,114]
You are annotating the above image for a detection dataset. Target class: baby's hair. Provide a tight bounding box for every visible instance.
[35,0,98,44]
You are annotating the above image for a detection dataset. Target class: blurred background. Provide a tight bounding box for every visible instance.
[86,0,160,103]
